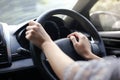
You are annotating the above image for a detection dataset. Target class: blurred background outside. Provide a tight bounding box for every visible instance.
[0,0,77,25]
[0,0,120,31]
[90,0,120,31]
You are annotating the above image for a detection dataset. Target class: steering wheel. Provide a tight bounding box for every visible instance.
[30,9,106,80]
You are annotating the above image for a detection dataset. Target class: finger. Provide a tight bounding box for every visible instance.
[30,20,42,27]
[25,29,36,40]
[74,32,82,38]
[67,33,74,38]
[29,21,36,26]
[70,36,78,45]
[25,29,35,36]
[76,32,88,42]
[68,32,82,42]
[25,30,30,35]
[26,26,33,30]
[67,32,78,38]
[26,25,39,31]
[69,32,82,38]
[25,32,32,40]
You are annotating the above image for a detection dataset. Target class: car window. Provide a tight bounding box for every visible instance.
[90,0,120,31]
[0,0,77,25]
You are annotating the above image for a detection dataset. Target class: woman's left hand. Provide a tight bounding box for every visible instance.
[25,21,52,48]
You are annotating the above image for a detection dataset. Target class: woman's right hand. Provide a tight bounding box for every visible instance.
[67,32,101,60]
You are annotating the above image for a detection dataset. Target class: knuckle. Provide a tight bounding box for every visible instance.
[81,35,84,38]
[81,35,86,39]
[30,30,35,34]
[26,34,31,39]
[74,32,78,34]
[71,37,74,40]
[28,21,32,25]
[32,26,38,30]
[32,27,36,30]
[25,35,28,39]
[36,23,40,27]
[26,26,30,30]
[29,21,34,25]
[74,43,79,47]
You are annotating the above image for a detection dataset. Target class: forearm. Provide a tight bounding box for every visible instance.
[41,41,74,79]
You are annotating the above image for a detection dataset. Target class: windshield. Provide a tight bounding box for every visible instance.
[0,0,77,25]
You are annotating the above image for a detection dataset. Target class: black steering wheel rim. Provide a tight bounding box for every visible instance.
[30,9,106,80]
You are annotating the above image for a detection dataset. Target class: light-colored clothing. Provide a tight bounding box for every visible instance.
[63,56,120,80]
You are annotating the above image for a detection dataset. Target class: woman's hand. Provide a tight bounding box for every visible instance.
[25,21,52,49]
[25,21,74,79]
[68,32,101,60]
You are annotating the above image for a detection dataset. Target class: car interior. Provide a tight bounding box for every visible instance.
[0,0,120,80]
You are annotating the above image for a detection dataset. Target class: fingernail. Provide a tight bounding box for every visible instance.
[70,36,75,39]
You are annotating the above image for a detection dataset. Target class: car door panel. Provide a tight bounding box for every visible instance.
[99,31,120,57]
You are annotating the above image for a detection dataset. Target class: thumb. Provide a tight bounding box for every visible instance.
[70,36,77,45]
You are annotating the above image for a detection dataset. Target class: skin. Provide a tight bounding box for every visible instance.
[25,21,101,79]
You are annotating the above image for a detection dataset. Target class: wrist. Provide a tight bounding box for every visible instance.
[40,40,54,49]
[84,51,101,60]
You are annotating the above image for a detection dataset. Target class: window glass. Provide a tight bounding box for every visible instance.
[0,0,77,25]
[90,0,120,31]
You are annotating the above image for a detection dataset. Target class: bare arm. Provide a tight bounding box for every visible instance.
[25,21,74,79]
[42,41,74,79]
